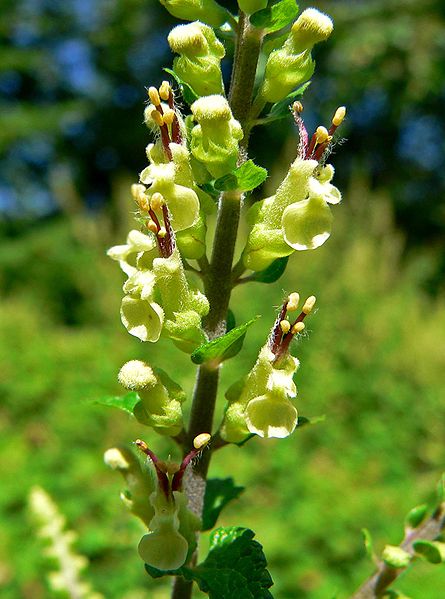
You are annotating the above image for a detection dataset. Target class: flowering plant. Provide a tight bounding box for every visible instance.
[101,2,445,598]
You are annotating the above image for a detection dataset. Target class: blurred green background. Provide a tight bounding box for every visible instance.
[1,0,445,597]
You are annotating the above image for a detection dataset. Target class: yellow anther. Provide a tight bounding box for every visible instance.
[157,227,167,238]
[131,183,146,201]
[315,126,329,144]
[193,433,211,449]
[287,292,300,312]
[293,101,304,113]
[159,81,170,101]
[332,106,346,127]
[148,86,161,106]
[302,295,316,314]
[162,108,175,126]
[150,192,164,211]
[146,220,158,234]
[280,319,291,334]
[291,321,305,335]
[151,109,164,127]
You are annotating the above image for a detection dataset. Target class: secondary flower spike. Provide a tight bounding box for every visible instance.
[243,105,344,271]
[221,293,316,442]
[135,436,210,570]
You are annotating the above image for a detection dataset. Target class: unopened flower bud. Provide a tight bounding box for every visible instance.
[291,9,333,52]
[118,360,157,391]
[168,22,225,97]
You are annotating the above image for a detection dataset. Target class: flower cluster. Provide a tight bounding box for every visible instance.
[221,292,316,442]
[243,104,345,271]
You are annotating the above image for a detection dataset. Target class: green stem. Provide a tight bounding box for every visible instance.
[350,502,445,599]
[171,13,263,599]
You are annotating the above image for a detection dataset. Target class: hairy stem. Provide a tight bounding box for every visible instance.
[351,502,445,598]
[171,12,263,599]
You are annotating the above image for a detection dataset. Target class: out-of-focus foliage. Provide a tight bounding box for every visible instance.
[1,184,445,597]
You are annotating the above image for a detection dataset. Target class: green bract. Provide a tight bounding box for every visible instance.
[221,345,300,442]
[243,159,341,271]
[159,0,228,28]
[168,22,225,97]
[190,95,243,179]
[259,8,333,103]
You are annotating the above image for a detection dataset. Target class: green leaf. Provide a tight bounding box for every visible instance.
[362,528,376,562]
[185,527,273,598]
[249,256,289,283]
[191,317,259,365]
[405,504,428,529]
[413,540,445,564]
[214,160,268,193]
[92,392,139,414]
[251,0,299,33]
[263,82,311,123]
[297,415,325,428]
[163,67,199,105]
[202,478,245,531]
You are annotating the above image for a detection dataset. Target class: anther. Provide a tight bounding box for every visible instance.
[157,227,167,238]
[280,320,291,334]
[159,81,170,101]
[151,109,164,127]
[332,106,346,127]
[146,220,158,234]
[162,108,176,126]
[148,86,161,106]
[150,192,164,211]
[293,101,304,113]
[287,292,300,312]
[291,321,305,335]
[315,126,329,144]
[193,433,211,449]
[302,295,316,314]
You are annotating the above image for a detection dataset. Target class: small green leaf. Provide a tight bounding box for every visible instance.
[263,82,311,123]
[297,415,325,428]
[413,540,445,564]
[383,591,412,599]
[214,160,268,192]
[249,256,289,283]
[251,0,299,33]
[362,528,376,562]
[202,478,245,531]
[164,67,199,105]
[93,392,139,414]
[405,504,428,529]
[185,527,273,598]
[191,317,259,365]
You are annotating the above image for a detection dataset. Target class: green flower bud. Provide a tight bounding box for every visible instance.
[104,446,156,527]
[221,346,299,442]
[168,22,225,97]
[118,360,157,391]
[190,95,243,178]
[260,9,333,103]
[237,0,267,16]
[159,0,228,28]
[382,545,412,569]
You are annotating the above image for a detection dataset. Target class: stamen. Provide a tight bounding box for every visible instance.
[135,439,170,498]
[150,192,164,211]
[171,438,210,492]
[151,109,164,127]
[148,86,161,107]
[291,321,305,335]
[329,105,346,136]
[146,220,158,234]
[157,227,167,238]
[162,108,176,126]
[292,103,309,159]
[315,126,329,145]
[193,433,211,449]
